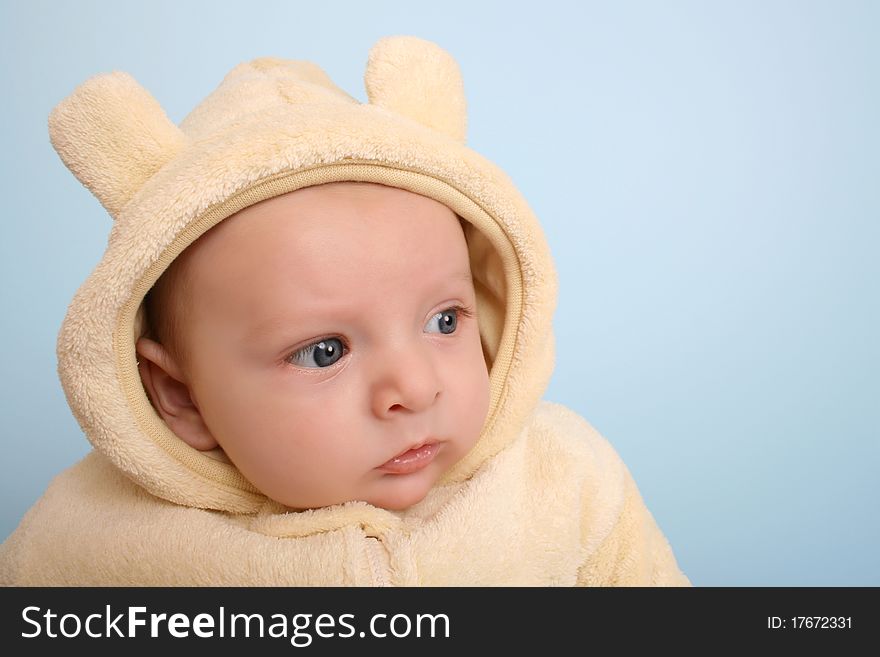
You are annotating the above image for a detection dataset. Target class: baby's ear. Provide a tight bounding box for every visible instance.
[365,36,467,143]
[48,72,188,219]
[135,337,219,452]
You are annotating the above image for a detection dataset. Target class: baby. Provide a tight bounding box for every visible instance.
[0,36,690,586]
[136,182,491,512]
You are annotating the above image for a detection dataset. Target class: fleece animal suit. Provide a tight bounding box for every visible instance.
[0,36,690,586]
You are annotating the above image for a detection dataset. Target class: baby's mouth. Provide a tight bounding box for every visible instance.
[377,440,440,475]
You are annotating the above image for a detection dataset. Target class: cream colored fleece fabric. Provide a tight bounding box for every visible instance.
[0,36,690,586]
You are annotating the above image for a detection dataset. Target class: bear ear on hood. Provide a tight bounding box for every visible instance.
[48,71,188,220]
[365,35,467,143]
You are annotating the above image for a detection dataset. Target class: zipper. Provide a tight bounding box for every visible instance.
[364,536,392,587]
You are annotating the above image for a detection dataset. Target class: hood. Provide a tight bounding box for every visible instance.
[50,36,558,514]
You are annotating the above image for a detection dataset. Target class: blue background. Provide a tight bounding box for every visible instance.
[1,0,877,586]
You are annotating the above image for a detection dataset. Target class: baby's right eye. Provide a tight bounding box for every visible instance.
[286,338,346,368]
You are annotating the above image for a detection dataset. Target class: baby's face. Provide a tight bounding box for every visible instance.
[167,182,489,510]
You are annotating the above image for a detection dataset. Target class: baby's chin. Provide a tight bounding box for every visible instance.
[364,489,429,511]
[362,472,438,511]
[269,469,440,512]
[268,446,465,511]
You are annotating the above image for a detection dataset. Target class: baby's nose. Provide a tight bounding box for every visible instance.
[369,343,442,418]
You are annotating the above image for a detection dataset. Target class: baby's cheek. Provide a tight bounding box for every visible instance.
[448,357,490,442]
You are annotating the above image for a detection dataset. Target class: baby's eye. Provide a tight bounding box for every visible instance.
[425,307,460,335]
[286,338,345,368]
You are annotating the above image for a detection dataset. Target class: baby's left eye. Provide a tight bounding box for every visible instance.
[425,307,459,335]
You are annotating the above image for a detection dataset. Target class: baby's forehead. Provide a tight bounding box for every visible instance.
[178,184,471,291]
[203,183,461,247]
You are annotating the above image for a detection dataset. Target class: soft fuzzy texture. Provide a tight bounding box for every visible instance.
[0,36,690,586]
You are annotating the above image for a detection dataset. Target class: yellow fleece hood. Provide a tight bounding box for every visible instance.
[50,36,558,515]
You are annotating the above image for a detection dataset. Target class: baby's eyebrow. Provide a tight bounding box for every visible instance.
[247,270,474,340]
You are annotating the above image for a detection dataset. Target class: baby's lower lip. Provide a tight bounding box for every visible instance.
[377,442,440,475]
